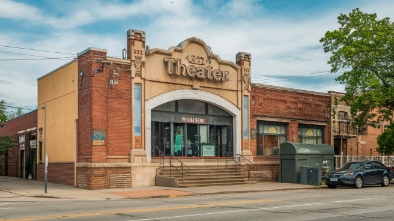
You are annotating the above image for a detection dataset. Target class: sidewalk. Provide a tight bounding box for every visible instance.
[0,176,325,201]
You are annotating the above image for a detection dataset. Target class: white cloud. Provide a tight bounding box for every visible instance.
[0,0,41,20]
[2,0,394,109]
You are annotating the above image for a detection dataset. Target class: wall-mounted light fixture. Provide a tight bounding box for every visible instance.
[93,59,113,74]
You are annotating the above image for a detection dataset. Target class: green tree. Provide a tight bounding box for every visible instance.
[0,136,14,156]
[0,100,7,125]
[377,124,394,161]
[6,108,24,120]
[320,8,394,132]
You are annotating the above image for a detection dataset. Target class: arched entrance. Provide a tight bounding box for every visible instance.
[145,90,241,162]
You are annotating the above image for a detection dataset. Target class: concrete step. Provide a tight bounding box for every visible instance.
[156,164,251,188]
[178,181,251,188]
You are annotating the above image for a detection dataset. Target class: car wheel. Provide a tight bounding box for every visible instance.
[354,176,363,188]
[327,184,337,189]
[381,175,390,187]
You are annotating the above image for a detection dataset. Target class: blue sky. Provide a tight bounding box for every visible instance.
[1,0,394,112]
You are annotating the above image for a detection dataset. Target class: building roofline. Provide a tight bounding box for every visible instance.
[3,109,38,124]
[77,47,107,57]
[252,83,330,97]
[37,59,77,81]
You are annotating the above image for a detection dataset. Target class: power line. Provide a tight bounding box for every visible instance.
[0,37,77,53]
[2,105,35,111]
[254,71,341,83]
[0,58,74,61]
[0,50,75,59]
[0,44,75,55]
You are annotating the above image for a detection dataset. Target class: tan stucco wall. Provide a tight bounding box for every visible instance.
[37,60,78,162]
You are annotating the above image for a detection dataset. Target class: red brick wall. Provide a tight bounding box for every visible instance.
[37,162,74,185]
[78,51,94,162]
[78,50,132,164]
[106,63,131,157]
[0,110,37,177]
[361,126,381,156]
[251,85,330,122]
[77,167,131,189]
[250,84,331,157]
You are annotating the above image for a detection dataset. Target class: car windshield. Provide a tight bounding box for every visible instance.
[341,162,363,170]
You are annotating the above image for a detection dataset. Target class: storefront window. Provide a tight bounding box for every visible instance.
[151,100,233,157]
[298,125,324,144]
[256,122,287,156]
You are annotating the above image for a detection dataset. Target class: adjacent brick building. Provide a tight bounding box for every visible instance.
[0,110,37,178]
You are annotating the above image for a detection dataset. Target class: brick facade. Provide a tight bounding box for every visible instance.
[37,162,74,185]
[76,48,133,188]
[250,84,331,162]
[0,110,37,178]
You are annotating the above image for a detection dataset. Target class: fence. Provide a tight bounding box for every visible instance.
[334,155,394,169]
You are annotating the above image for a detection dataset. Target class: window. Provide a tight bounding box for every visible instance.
[243,96,249,139]
[134,84,142,136]
[178,100,205,114]
[19,134,25,144]
[298,125,324,144]
[29,133,37,149]
[337,111,348,120]
[256,122,287,156]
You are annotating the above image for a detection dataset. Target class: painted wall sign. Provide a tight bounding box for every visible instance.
[181,116,206,124]
[164,57,229,82]
[92,130,105,146]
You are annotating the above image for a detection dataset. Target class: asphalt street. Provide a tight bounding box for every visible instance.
[1,184,394,221]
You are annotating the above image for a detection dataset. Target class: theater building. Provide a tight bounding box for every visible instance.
[37,29,255,189]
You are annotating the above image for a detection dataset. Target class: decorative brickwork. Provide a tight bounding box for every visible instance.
[76,166,131,189]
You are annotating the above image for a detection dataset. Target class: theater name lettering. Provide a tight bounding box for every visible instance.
[181,117,206,124]
[164,56,229,82]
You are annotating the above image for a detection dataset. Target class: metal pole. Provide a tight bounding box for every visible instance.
[45,154,48,193]
[42,104,47,193]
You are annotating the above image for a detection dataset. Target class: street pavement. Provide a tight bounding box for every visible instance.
[0,176,326,201]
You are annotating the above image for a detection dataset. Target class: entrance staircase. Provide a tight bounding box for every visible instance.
[155,159,256,188]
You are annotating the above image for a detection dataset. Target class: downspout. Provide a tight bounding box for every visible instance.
[74,119,78,187]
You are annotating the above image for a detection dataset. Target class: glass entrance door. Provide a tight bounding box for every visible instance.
[152,122,232,157]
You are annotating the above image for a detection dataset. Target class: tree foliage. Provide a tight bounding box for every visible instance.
[377,124,394,156]
[0,100,24,125]
[6,108,24,120]
[0,136,14,156]
[0,100,7,125]
[320,8,394,130]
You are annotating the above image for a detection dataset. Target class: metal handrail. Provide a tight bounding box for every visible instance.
[155,146,165,168]
[235,154,255,171]
[224,152,254,178]
[169,156,189,184]
[154,146,189,184]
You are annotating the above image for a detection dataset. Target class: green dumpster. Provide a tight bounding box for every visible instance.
[279,141,334,183]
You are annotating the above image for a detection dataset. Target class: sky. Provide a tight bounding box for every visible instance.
[0,0,394,113]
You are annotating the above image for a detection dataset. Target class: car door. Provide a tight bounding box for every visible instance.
[363,162,374,184]
[371,161,386,183]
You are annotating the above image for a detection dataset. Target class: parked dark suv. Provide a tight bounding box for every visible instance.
[325,161,393,189]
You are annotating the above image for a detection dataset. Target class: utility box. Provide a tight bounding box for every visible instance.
[300,166,310,184]
[279,141,334,183]
[307,167,322,185]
